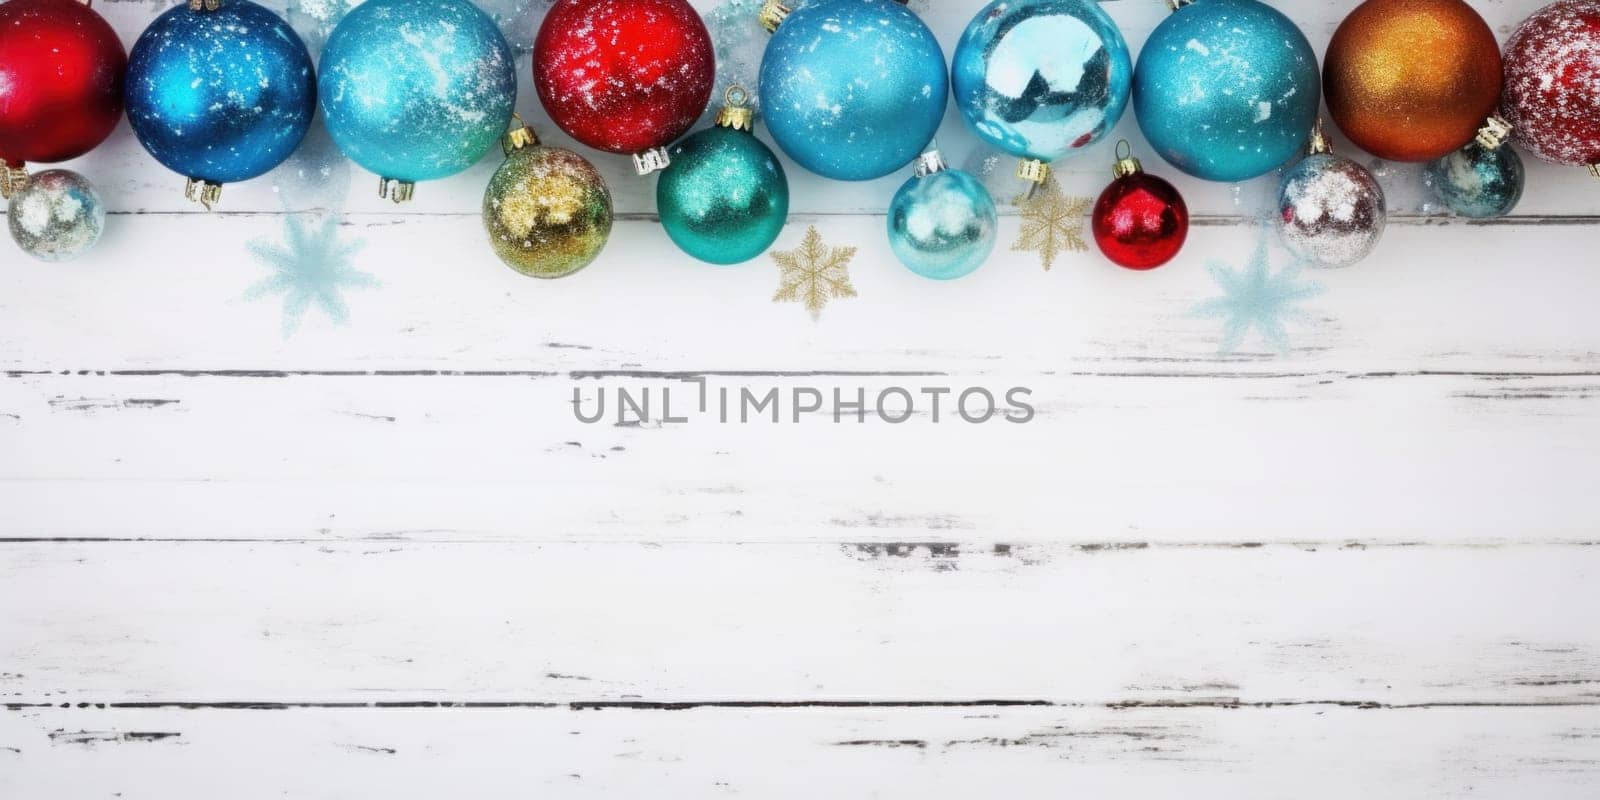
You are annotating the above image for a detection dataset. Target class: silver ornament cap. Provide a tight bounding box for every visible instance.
[7,169,105,262]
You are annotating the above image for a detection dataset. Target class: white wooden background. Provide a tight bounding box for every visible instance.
[4,0,1599,796]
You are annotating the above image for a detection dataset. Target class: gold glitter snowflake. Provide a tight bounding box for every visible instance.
[1012,176,1090,271]
[771,225,857,317]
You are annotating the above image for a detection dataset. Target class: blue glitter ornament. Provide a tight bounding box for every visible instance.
[951,0,1131,180]
[1132,0,1319,182]
[758,0,947,181]
[319,0,515,200]
[125,0,316,206]
[1423,141,1524,219]
[887,150,997,280]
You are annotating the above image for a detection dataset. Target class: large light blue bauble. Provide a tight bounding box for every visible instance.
[951,0,1131,163]
[1132,0,1319,182]
[319,0,515,184]
[125,0,316,185]
[758,0,947,181]
[887,167,997,280]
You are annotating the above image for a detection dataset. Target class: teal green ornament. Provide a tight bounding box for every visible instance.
[657,87,789,265]
[1132,0,1320,182]
[1423,137,1524,219]
[319,0,515,201]
[887,150,998,280]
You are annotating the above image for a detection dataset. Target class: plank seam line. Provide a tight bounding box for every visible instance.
[1,538,1596,549]
[8,369,1600,380]
[7,699,1598,712]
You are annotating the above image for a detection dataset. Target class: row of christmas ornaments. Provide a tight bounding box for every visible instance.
[3,0,1598,272]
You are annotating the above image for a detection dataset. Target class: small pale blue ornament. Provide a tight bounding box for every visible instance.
[319,0,516,200]
[125,0,317,205]
[758,0,947,181]
[951,0,1131,171]
[887,150,998,280]
[1423,141,1524,219]
[1132,0,1319,182]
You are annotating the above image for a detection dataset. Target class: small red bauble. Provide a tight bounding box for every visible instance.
[1501,0,1600,168]
[533,0,715,160]
[0,0,127,167]
[1092,145,1188,270]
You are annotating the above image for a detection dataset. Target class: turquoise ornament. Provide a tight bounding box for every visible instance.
[758,0,947,181]
[319,0,515,200]
[951,0,1131,179]
[887,150,998,280]
[125,0,315,206]
[657,89,789,265]
[1132,0,1319,182]
[1423,140,1524,219]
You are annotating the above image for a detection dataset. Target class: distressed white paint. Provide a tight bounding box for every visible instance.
[2,0,1599,795]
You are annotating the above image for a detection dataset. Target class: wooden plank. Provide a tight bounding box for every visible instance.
[56,0,1600,217]
[3,366,1599,542]
[3,704,1599,799]
[3,541,1597,703]
[4,217,1599,372]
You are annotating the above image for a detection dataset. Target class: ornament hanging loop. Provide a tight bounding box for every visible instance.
[1475,116,1513,150]
[503,113,539,154]
[0,163,29,199]
[1111,140,1142,180]
[184,177,221,210]
[186,0,221,12]
[716,85,755,132]
[632,147,671,175]
[912,149,946,178]
[378,176,414,204]
[758,0,790,32]
[1308,118,1332,155]
[1015,158,1050,184]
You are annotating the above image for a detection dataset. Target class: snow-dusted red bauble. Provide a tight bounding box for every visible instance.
[0,0,127,168]
[1501,0,1600,168]
[1092,146,1188,270]
[533,0,714,167]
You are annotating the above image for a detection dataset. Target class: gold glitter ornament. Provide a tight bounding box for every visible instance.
[481,117,613,278]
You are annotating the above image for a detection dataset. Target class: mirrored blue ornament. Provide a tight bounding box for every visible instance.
[758,0,947,181]
[1423,141,1524,219]
[951,0,1131,168]
[887,151,997,280]
[1132,0,1319,182]
[319,0,515,199]
[125,0,316,202]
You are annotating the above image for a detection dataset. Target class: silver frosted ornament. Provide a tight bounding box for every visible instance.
[1276,125,1385,269]
[7,169,105,262]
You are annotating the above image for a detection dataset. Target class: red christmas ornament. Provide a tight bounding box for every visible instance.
[533,0,715,174]
[0,0,126,173]
[1501,0,1600,170]
[1091,142,1188,271]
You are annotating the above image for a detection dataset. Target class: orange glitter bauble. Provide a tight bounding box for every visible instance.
[1323,0,1502,162]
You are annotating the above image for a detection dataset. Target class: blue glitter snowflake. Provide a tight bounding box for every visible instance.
[245,213,377,337]
[1192,228,1323,354]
